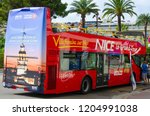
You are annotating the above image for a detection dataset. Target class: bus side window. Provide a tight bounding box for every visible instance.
[109,54,122,67]
[69,59,79,70]
[81,52,96,70]
[60,51,80,71]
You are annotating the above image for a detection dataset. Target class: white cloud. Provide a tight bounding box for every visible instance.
[53,0,150,23]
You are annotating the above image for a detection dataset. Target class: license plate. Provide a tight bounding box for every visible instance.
[16,88,24,91]
[17,80,25,84]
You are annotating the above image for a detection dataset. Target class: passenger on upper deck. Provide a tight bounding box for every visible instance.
[111,31,118,38]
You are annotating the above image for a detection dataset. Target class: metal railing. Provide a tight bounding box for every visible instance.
[52,24,145,45]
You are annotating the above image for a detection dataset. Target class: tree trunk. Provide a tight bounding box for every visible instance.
[118,15,122,32]
[144,23,148,60]
[81,14,85,28]
[144,23,148,47]
[96,16,98,34]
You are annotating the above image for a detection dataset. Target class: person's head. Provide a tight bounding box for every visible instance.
[71,23,74,27]
[144,61,147,64]
[112,31,115,35]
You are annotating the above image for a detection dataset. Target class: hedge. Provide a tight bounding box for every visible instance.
[0,53,4,68]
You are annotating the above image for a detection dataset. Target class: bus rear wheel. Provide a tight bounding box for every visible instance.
[80,77,91,94]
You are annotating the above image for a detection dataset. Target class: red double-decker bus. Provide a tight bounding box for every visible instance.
[3,7,146,94]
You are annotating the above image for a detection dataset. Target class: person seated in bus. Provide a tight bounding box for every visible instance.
[78,22,86,32]
[141,61,148,84]
[68,23,80,32]
[111,31,118,38]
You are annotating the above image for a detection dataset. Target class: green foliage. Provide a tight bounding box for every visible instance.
[0,53,4,68]
[0,36,5,68]
[69,0,99,28]
[116,24,129,31]
[0,0,68,23]
[0,37,5,50]
[27,0,68,18]
[136,13,150,46]
[102,0,136,32]
[136,13,150,26]
[147,48,150,53]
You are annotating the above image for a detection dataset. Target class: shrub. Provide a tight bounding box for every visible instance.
[0,36,4,68]
[0,53,4,68]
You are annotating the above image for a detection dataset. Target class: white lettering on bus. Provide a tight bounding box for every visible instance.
[95,39,115,52]
[107,41,115,51]
[60,72,75,82]
[95,39,141,55]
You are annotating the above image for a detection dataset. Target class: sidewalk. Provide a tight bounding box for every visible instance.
[126,89,150,99]
[113,85,150,99]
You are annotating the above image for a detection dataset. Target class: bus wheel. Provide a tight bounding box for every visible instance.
[81,77,91,94]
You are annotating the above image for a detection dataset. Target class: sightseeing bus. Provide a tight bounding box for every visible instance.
[2,7,146,94]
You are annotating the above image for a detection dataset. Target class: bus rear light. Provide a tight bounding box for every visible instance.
[24,88,29,91]
[2,82,5,87]
[12,86,16,89]
[14,77,17,82]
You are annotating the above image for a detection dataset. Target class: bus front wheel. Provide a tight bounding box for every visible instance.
[80,77,92,94]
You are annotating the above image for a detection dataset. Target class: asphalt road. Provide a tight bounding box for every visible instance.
[0,72,150,99]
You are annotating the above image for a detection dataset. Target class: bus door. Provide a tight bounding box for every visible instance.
[96,54,109,86]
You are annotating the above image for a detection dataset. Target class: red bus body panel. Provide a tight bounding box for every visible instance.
[44,29,146,94]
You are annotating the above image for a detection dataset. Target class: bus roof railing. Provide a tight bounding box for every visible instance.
[116,31,144,36]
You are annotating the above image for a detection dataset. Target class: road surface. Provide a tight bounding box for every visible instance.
[0,71,150,99]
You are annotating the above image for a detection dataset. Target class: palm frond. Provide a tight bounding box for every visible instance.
[103,0,136,31]
[136,13,150,26]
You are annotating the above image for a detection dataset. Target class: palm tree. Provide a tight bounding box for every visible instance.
[93,12,101,30]
[69,0,99,28]
[103,0,137,32]
[136,13,150,47]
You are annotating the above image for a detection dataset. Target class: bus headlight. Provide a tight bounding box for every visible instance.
[14,77,18,82]
[2,82,5,87]
[38,78,41,86]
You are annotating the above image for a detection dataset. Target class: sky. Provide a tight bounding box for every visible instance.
[53,0,150,23]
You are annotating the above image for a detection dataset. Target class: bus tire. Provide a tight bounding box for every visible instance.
[80,77,92,94]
